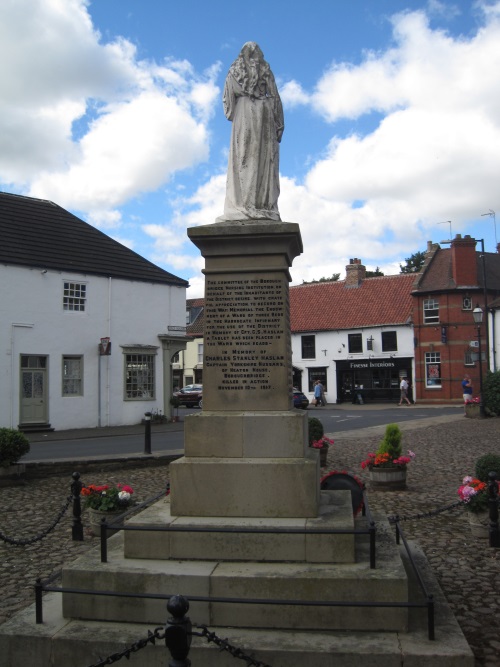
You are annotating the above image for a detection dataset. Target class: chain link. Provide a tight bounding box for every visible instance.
[0,494,73,545]
[193,624,273,667]
[87,627,166,666]
[388,499,466,523]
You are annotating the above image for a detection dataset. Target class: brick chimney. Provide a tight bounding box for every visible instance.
[345,258,366,288]
[450,234,478,287]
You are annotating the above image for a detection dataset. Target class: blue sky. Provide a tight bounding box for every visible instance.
[1,0,499,297]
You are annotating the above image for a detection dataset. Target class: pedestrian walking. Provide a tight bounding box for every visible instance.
[462,373,473,414]
[313,380,322,407]
[398,377,411,406]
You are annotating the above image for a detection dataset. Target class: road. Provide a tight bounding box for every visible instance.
[22,405,462,462]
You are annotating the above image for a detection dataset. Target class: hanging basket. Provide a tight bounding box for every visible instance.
[368,465,407,490]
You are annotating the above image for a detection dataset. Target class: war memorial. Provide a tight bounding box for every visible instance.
[0,43,474,666]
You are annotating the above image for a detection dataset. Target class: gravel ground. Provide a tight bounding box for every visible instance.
[0,417,499,666]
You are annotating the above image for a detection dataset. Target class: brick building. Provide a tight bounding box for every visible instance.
[412,235,500,404]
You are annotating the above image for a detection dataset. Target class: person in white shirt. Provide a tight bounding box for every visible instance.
[398,377,412,406]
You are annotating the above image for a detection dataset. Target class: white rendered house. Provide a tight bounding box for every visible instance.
[0,192,189,431]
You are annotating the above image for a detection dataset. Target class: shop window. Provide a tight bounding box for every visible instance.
[124,350,157,400]
[423,298,439,324]
[381,331,397,352]
[308,368,327,392]
[425,352,441,388]
[348,333,362,354]
[301,335,316,359]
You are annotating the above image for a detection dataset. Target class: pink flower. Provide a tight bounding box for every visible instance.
[462,476,473,484]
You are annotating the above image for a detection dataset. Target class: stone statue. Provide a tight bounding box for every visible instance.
[216,42,284,223]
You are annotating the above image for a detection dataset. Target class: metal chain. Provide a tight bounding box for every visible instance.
[388,499,466,523]
[0,494,73,545]
[87,627,166,666]
[193,624,273,667]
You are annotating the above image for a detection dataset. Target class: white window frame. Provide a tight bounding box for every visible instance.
[425,352,442,388]
[62,356,83,396]
[464,350,475,366]
[197,343,204,365]
[462,296,472,311]
[123,347,158,400]
[423,298,439,324]
[63,281,87,312]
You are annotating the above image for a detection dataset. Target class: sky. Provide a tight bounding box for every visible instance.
[1,0,500,298]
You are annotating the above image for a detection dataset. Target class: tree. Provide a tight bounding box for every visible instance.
[302,273,340,284]
[399,251,425,274]
[366,267,384,277]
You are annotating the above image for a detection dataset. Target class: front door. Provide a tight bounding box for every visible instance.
[20,355,48,424]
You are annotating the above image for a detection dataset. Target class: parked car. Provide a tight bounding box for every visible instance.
[293,388,309,410]
[173,384,203,408]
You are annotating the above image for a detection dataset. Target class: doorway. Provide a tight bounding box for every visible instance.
[20,355,48,424]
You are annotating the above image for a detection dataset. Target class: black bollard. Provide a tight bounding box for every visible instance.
[71,472,84,541]
[165,595,192,667]
[488,471,500,548]
[144,411,152,455]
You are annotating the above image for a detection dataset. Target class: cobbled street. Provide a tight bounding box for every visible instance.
[0,417,499,666]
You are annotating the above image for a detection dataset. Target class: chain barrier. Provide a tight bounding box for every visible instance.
[0,494,73,546]
[388,499,466,523]
[193,624,273,667]
[86,627,166,666]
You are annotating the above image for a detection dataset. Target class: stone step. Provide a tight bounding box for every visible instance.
[124,490,356,564]
[61,510,408,632]
[0,542,474,667]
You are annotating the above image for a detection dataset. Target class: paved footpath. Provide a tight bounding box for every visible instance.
[0,413,499,666]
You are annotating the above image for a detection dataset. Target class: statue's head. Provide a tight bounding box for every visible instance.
[240,42,264,63]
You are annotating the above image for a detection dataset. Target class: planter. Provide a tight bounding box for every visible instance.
[368,465,407,490]
[0,463,26,487]
[465,404,481,419]
[87,508,124,537]
[467,510,490,538]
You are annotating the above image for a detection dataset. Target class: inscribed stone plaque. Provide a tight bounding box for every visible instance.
[203,271,292,411]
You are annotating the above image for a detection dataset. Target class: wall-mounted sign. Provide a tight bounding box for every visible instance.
[99,337,111,355]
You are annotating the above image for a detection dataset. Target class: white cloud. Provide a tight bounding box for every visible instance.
[0,0,218,224]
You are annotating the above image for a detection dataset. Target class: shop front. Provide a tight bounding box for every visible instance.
[336,357,413,404]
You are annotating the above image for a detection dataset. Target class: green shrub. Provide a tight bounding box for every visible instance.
[483,370,500,416]
[376,423,403,459]
[475,453,500,483]
[0,428,30,467]
[308,417,324,445]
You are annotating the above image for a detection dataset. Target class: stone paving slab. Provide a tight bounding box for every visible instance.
[0,417,499,665]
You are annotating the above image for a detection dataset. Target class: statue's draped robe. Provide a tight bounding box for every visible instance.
[217,72,284,222]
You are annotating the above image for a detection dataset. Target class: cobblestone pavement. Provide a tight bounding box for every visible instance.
[0,417,499,666]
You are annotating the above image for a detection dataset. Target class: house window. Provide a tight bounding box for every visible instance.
[462,296,472,310]
[301,335,316,359]
[125,353,156,399]
[464,350,475,366]
[381,331,398,352]
[308,368,327,392]
[62,356,83,396]
[63,282,86,311]
[198,343,204,364]
[348,333,363,354]
[425,352,441,388]
[423,298,439,324]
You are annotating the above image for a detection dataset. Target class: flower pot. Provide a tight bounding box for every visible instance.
[87,508,124,537]
[467,510,490,538]
[320,444,329,467]
[368,465,407,490]
[465,404,481,419]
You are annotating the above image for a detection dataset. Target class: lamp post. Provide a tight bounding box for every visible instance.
[472,306,485,418]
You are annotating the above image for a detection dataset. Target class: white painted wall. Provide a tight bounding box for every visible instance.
[0,264,186,430]
[291,326,415,403]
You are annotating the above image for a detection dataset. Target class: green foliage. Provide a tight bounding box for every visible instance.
[308,417,324,446]
[0,428,30,467]
[376,423,403,459]
[399,250,425,274]
[475,453,500,483]
[302,273,340,284]
[483,370,500,416]
[365,267,384,277]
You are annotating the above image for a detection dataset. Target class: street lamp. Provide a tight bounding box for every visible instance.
[472,306,485,418]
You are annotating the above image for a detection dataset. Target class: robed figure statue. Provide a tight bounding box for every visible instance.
[216,42,284,222]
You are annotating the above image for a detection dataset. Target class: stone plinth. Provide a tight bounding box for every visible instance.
[172,220,319,518]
